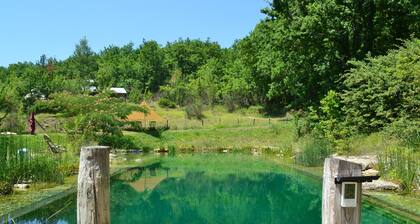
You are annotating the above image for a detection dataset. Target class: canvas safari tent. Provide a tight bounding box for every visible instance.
[126,101,164,127]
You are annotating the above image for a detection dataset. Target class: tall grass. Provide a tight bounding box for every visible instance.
[0,135,66,185]
[295,137,332,167]
[378,146,419,193]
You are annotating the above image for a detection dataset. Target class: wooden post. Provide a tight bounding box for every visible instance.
[77,146,110,224]
[201,119,204,127]
[269,118,271,124]
[253,118,256,126]
[166,119,169,128]
[322,157,362,224]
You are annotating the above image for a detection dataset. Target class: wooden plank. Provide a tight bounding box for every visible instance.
[322,157,362,224]
[77,146,110,224]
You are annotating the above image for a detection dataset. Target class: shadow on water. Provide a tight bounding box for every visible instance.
[14,158,416,224]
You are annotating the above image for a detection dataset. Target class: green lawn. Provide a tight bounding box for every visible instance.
[125,120,294,151]
[151,104,284,130]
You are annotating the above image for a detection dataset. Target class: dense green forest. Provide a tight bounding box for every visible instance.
[0,0,419,146]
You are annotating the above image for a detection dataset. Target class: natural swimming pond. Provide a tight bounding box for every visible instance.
[15,154,415,223]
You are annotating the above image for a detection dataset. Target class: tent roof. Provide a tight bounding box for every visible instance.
[126,101,164,122]
[110,87,127,94]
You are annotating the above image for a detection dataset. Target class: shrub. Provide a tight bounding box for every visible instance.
[295,137,332,167]
[341,39,420,134]
[0,112,26,134]
[158,98,177,108]
[291,110,311,140]
[378,146,419,193]
[0,181,13,196]
[386,118,420,149]
[185,101,205,120]
[98,135,137,150]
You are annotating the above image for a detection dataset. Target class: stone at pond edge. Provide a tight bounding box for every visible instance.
[13,183,30,190]
[363,180,400,191]
[362,169,380,176]
[333,154,378,171]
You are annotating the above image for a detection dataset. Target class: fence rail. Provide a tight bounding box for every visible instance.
[137,117,289,130]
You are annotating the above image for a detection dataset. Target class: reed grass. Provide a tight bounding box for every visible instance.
[0,135,77,185]
[378,146,419,193]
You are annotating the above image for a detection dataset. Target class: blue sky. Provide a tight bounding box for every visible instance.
[0,0,268,66]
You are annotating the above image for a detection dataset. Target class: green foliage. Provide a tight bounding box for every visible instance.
[71,112,123,141]
[35,92,143,142]
[341,39,420,133]
[98,135,137,150]
[0,81,22,128]
[291,110,310,140]
[0,112,26,134]
[242,0,420,110]
[295,137,332,167]
[185,99,205,120]
[0,181,13,196]
[0,135,64,184]
[306,91,350,150]
[165,39,222,79]
[378,147,419,193]
[386,118,420,149]
[158,98,176,109]
[68,37,98,79]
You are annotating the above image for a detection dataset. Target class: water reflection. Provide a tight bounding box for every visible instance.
[15,162,414,224]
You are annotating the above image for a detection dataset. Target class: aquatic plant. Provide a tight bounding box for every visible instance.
[295,137,332,167]
[378,146,419,193]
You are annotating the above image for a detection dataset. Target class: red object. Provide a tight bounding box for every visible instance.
[29,112,36,135]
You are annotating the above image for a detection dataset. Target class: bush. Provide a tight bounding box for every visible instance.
[98,135,137,150]
[158,98,177,108]
[295,137,332,167]
[378,147,419,193]
[31,100,63,114]
[0,181,13,196]
[185,101,205,120]
[0,112,26,134]
[341,39,420,134]
[291,110,311,140]
[386,118,420,149]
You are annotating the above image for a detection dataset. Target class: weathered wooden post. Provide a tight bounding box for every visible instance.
[322,157,379,224]
[77,146,110,224]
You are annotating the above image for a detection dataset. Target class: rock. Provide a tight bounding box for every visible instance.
[14,183,30,189]
[222,149,228,153]
[135,159,142,163]
[251,148,261,156]
[363,180,400,191]
[362,169,380,176]
[334,154,378,170]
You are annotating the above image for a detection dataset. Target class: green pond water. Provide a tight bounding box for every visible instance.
[14,154,416,223]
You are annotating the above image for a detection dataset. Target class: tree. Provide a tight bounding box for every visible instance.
[34,92,144,141]
[137,40,169,92]
[341,39,420,134]
[164,39,223,80]
[242,0,420,111]
[0,80,22,129]
[67,37,98,79]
